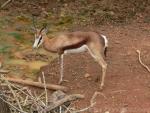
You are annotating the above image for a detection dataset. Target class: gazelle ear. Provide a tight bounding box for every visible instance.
[41,26,48,34]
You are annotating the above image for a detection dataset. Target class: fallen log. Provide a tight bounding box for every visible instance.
[3,77,68,92]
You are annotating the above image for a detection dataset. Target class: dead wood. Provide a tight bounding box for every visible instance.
[0,0,12,9]
[0,91,11,113]
[42,94,84,112]
[3,77,68,92]
[136,50,150,73]
[0,69,10,74]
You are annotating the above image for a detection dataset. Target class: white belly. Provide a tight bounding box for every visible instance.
[64,45,88,54]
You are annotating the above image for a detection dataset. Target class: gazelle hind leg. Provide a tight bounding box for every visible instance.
[87,47,107,89]
[97,56,107,89]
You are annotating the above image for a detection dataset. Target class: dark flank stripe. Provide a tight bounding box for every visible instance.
[61,39,88,53]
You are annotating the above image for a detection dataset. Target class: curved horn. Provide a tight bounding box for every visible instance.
[32,16,37,31]
[40,23,48,33]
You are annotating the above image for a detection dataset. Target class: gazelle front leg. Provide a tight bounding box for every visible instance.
[58,54,64,84]
[58,54,68,84]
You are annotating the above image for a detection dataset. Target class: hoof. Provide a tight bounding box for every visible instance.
[58,80,63,85]
[99,85,104,91]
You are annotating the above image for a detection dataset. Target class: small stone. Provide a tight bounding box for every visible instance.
[88,78,92,81]
[84,73,90,78]
[114,41,121,44]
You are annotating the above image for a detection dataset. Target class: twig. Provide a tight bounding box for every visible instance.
[37,92,45,100]
[0,96,27,113]
[26,89,43,111]
[88,91,106,113]
[42,72,48,107]
[23,95,29,106]
[33,91,44,112]
[136,50,150,73]
[63,104,72,113]
[59,106,62,113]
[72,102,96,113]
[1,80,32,99]
[91,91,107,105]
[111,90,128,94]
[0,0,12,9]
[35,93,46,106]
[1,75,23,111]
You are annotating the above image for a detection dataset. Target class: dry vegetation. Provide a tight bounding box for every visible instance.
[0,0,150,27]
[0,74,88,113]
[0,0,150,113]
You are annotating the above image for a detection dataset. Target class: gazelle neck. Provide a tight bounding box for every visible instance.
[42,35,57,53]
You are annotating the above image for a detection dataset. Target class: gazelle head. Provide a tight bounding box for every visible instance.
[33,27,47,49]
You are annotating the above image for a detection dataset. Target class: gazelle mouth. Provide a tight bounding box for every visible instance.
[32,46,38,49]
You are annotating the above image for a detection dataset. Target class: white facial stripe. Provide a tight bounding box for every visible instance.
[33,38,40,48]
[33,35,43,48]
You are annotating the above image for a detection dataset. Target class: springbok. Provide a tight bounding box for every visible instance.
[33,27,108,89]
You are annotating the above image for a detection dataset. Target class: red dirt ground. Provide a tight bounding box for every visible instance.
[39,22,150,113]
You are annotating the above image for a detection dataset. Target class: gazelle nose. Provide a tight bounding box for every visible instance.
[32,45,37,49]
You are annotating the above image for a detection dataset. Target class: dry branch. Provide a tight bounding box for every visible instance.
[136,50,150,73]
[0,69,10,74]
[3,77,68,92]
[1,76,23,111]
[42,94,84,112]
[42,72,48,106]
[0,0,12,9]
[0,75,85,113]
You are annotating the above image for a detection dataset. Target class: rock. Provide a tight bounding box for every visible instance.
[114,41,121,44]
[88,78,92,81]
[15,25,23,31]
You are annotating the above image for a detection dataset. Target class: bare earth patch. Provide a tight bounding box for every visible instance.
[39,22,150,113]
